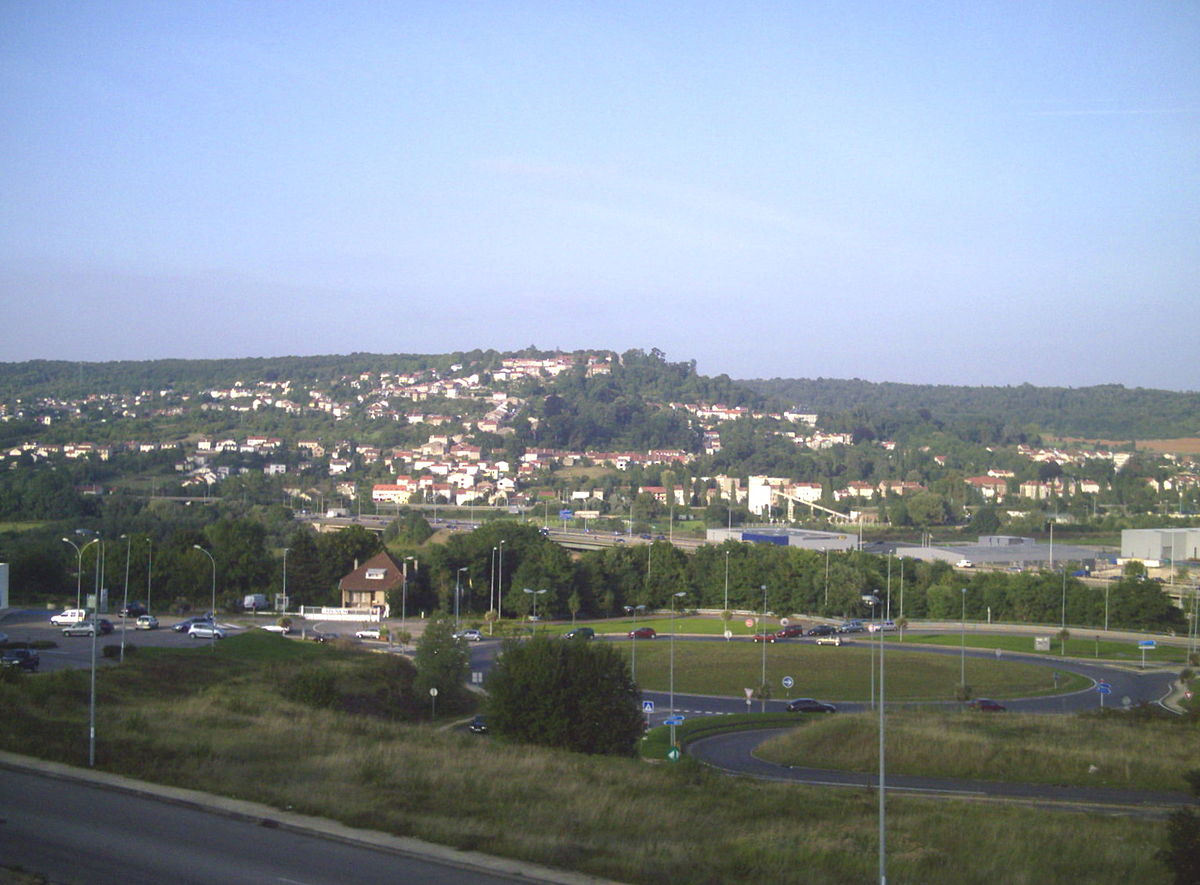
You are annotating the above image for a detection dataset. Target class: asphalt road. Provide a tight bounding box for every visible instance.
[0,764,593,885]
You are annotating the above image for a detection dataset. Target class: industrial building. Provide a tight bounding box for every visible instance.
[706,526,859,551]
[890,536,1101,571]
[1121,528,1200,566]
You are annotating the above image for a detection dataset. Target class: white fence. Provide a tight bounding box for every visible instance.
[298,606,380,623]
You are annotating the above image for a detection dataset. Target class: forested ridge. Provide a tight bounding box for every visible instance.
[741,377,1200,440]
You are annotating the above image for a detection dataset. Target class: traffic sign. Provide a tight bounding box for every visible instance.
[779,617,790,627]
[782,676,795,689]
[664,716,685,726]
[642,700,655,713]
[559,509,573,520]
[744,618,755,628]
[1097,682,1112,695]
[666,747,680,762]
[744,687,754,699]
[1138,640,1157,649]
[723,629,733,639]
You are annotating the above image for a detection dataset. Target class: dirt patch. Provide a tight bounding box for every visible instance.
[1054,437,1200,455]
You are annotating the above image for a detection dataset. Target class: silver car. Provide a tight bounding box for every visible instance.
[188,622,226,640]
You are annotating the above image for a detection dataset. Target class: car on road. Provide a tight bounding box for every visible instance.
[628,627,657,639]
[187,623,226,640]
[837,620,865,634]
[775,625,805,639]
[966,698,1006,712]
[815,634,843,646]
[469,715,487,734]
[564,627,595,640]
[956,559,974,569]
[751,632,776,643]
[454,628,483,642]
[866,620,896,633]
[119,602,147,618]
[786,698,836,714]
[50,609,88,626]
[805,624,836,637]
[305,629,334,642]
[173,616,213,633]
[355,627,382,640]
[261,624,291,634]
[135,614,159,630]
[62,619,114,637]
[1,648,40,672]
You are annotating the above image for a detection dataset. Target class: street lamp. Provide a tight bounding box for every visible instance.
[960,587,968,689]
[193,545,217,650]
[497,540,506,618]
[669,591,687,716]
[119,534,132,662]
[723,550,731,641]
[402,556,417,637]
[281,547,290,614]
[623,603,646,681]
[145,537,153,616]
[759,584,768,712]
[522,587,547,621]
[62,536,98,611]
[862,592,886,884]
[455,566,468,631]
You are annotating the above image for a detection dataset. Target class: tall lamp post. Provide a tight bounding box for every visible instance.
[759,584,768,712]
[497,540,506,619]
[401,556,417,638]
[522,587,547,621]
[87,537,104,768]
[960,587,968,689]
[669,591,687,716]
[280,547,290,614]
[455,566,468,632]
[623,604,646,681]
[193,545,217,651]
[119,534,132,662]
[62,536,98,611]
[862,592,886,884]
[723,549,731,640]
[145,537,153,616]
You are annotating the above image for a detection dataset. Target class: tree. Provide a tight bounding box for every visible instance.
[485,635,643,755]
[412,614,471,715]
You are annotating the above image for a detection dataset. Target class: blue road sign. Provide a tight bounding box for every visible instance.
[1138,640,1157,649]
[559,509,574,520]
[1097,682,1112,694]
[664,716,685,726]
[642,700,655,713]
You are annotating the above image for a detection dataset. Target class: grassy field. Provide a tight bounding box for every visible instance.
[756,709,1200,792]
[610,641,1090,701]
[0,634,1181,884]
[906,633,1190,664]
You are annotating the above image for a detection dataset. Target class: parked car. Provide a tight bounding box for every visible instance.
[815,634,843,646]
[50,609,88,626]
[173,616,213,633]
[751,632,776,643]
[260,623,291,634]
[355,627,382,640]
[187,622,226,640]
[775,625,805,639]
[564,627,595,640]
[135,614,159,630]
[628,627,657,639]
[866,620,896,633]
[1,648,39,672]
[469,715,487,734]
[837,620,865,634]
[62,619,114,637]
[119,601,147,618]
[454,628,483,642]
[967,698,1006,712]
[786,698,836,714]
[956,559,974,569]
[806,624,836,637]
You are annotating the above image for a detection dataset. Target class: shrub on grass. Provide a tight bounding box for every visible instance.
[282,666,339,709]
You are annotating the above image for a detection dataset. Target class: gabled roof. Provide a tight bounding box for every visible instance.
[338,550,406,592]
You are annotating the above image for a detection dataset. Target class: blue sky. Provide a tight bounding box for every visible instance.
[2,2,1197,390]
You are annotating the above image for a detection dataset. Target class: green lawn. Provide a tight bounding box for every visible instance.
[906,632,1189,664]
[613,641,1089,701]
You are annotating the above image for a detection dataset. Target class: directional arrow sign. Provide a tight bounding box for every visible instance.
[1097,682,1112,694]
[664,716,685,726]
[1138,640,1157,649]
[782,676,795,689]
[666,747,680,762]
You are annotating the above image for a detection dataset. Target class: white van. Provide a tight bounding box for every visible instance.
[243,594,269,612]
[50,608,88,626]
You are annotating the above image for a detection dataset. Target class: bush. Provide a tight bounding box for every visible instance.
[281,666,339,708]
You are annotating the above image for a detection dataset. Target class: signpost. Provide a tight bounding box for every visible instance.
[782,675,794,699]
[1097,681,1112,708]
[664,715,684,761]
[1138,639,1156,670]
[744,686,754,709]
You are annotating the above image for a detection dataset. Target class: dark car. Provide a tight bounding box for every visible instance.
[806,624,836,637]
[628,627,657,639]
[469,715,487,734]
[837,620,865,634]
[172,615,214,633]
[564,627,595,640]
[967,698,1006,712]
[786,698,836,714]
[1,648,39,672]
[751,632,776,643]
[306,629,335,642]
[775,625,805,639]
[119,601,147,618]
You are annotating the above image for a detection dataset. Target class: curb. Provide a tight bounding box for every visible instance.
[0,750,622,885]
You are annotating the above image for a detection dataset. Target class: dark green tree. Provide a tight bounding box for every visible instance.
[412,614,472,715]
[485,635,643,755]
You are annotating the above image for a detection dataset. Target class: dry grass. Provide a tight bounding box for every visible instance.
[757,710,1199,791]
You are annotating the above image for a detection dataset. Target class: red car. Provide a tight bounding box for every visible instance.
[967,698,1006,712]
[628,627,657,639]
[751,633,776,643]
[775,625,804,639]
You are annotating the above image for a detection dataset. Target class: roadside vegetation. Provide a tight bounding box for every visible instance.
[756,708,1200,792]
[0,633,1181,884]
